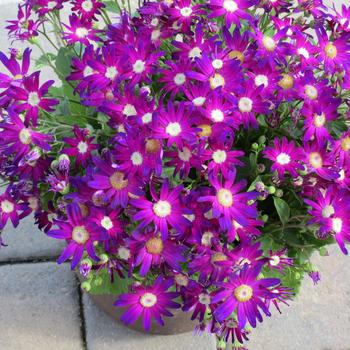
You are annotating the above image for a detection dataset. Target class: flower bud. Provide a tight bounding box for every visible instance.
[275,189,283,198]
[257,163,265,173]
[258,135,266,145]
[268,186,276,194]
[262,214,269,222]
[251,143,259,150]
[81,281,91,292]
[58,154,70,172]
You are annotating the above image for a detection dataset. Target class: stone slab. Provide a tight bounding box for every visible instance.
[0,215,65,262]
[83,293,216,350]
[0,262,82,350]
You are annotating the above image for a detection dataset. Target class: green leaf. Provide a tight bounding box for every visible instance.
[104,0,119,12]
[89,269,131,295]
[35,53,56,69]
[55,47,74,79]
[273,197,290,226]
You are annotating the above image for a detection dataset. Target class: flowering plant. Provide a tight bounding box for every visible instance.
[1,0,350,347]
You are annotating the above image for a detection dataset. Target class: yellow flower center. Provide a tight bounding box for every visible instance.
[211,252,228,263]
[309,152,323,169]
[229,50,244,63]
[278,74,294,90]
[72,226,90,244]
[313,113,326,128]
[109,172,128,190]
[341,137,350,151]
[304,84,318,100]
[198,124,212,137]
[145,237,164,255]
[234,284,253,302]
[19,128,32,145]
[325,43,337,59]
[153,200,172,218]
[146,139,161,153]
[262,36,276,51]
[210,73,225,89]
[217,188,233,207]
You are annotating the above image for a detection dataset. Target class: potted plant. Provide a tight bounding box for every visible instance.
[1,0,350,348]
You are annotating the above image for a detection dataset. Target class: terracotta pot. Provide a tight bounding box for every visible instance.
[78,275,196,335]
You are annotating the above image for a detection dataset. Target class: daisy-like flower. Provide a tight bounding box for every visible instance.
[234,82,269,129]
[131,179,191,239]
[267,248,294,272]
[332,131,350,164]
[198,172,258,230]
[209,0,256,27]
[114,277,181,331]
[333,4,350,32]
[9,72,58,126]
[63,126,98,166]
[34,0,65,16]
[47,203,108,269]
[0,190,30,229]
[223,27,250,65]
[87,156,143,208]
[212,263,280,328]
[263,137,303,179]
[291,31,319,69]
[316,26,350,72]
[0,48,31,90]
[151,102,197,150]
[159,60,191,96]
[130,230,186,276]
[62,14,101,46]
[0,113,52,161]
[71,0,105,20]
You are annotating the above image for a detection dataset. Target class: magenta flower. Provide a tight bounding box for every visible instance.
[291,31,320,69]
[9,72,58,126]
[209,0,255,27]
[222,27,250,65]
[263,137,303,179]
[151,102,197,150]
[130,230,186,276]
[90,207,124,240]
[63,14,101,46]
[0,190,30,229]
[34,0,65,16]
[198,172,258,230]
[63,126,98,166]
[115,277,181,331]
[87,157,143,208]
[212,263,280,328]
[47,203,108,269]
[71,0,105,20]
[131,180,190,239]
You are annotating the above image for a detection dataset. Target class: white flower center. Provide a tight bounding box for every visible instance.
[304,84,318,100]
[75,27,89,38]
[133,60,146,74]
[28,92,40,107]
[309,152,323,169]
[234,284,253,302]
[174,274,189,287]
[198,293,211,305]
[332,217,342,233]
[118,246,130,260]
[174,73,186,86]
[211,109,224,122]
[180,6,192,17]
[101,216,114,230]
[254,74,268,87]
[19,128,32,145]
[1,200,14,213]
[297,47,310,59]
[212,150,227,164]
[270,255,280,266]
[201,231,214,246]
[77,141,88,154]
[262,36,276,51]
[81,0,93,11]
[72,226,90,244]
[151,18,159,27]
[276,152,291,165]
[192,96,206,106]
[223,0,238,12]
[217,188,233,207]
[313,113,326,128]
[153,200,172,217]
[322,205,335,218]
[189,47,202,59]
[151,29,161,41]
[105,66,118,80]
[142,112,152,124]
[238,97,253,113]
[212,59,224,70]
[123,103,136,116]
[140,292,157,308]
[130,151,143,165]
[166,122,182,137]
[178,147,192,162]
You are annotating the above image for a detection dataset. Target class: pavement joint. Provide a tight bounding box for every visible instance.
[76,275,89,350]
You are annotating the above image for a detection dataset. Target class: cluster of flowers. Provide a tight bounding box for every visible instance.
[1,0,350,347]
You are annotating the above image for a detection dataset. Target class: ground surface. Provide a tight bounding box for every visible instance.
[1,1,350,349]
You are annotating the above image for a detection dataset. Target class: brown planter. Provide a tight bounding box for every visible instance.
[78,275,196,335]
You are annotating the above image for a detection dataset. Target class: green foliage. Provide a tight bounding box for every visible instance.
[273,197,290,226]
[35,53,56,69]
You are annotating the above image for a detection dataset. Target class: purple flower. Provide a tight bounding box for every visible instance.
[71,0,105,20]
[131,180,190,239]
[130,230,186,276]
[263,137,303,179]
[114,277,181,331]
[212,263,280,328]
[198,172,258,230]
[47,203,108,269]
